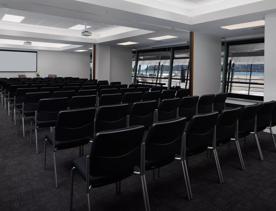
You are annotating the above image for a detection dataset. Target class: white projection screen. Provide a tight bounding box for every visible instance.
[0,50,37,72]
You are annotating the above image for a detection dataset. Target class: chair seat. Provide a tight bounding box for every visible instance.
[145,157,176,170]
[73,157,132,188]
[45,135,92,150]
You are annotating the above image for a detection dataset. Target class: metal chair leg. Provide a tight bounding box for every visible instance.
[22,116,25,137]
[87,190,91,211]
[254,133,264,161]
[70,167,76,211]
[53,150,58,188]
[269,127,276,151]
[180,159,193,200]
[212,148,224,184]
[35,128,39,154]
[14,107,16,125]
[234,140,246,170]
[116,181,122,195]
[44,139,47,169]
[140,174,151,211]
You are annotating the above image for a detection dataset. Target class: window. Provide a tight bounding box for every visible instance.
[132,46,191,90]
[223,39,264,100]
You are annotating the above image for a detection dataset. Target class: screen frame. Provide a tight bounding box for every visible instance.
[0,49,38,73]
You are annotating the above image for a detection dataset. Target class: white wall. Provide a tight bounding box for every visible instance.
[96,44,132,84]
[0,50,90,79]
[193,32,221,96]
[265,13,276,101]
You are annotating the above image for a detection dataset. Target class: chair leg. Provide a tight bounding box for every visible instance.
[44,139,47,169]
[180,159,193,200]
[35,128,39,154]
[70,167,76,211]
[269,126,276,151]
[87,190,91,211]
[254,133,264,161]
[22,116,25,137]
[116,181,122,195]
[13,107,16,125]
[53,150,58,188]
[140,174,151,211]
[212,148,224,184]
[234,140,246,170]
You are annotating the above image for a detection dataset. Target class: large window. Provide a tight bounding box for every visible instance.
[132,46,191,90]
[223,39,264,100]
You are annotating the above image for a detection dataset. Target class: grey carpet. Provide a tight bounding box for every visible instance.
[1,107,276,211]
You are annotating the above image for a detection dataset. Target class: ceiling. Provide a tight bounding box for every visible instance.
[0,0,274,51]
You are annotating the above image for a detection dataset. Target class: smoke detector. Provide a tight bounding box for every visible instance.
[81,25,92,37]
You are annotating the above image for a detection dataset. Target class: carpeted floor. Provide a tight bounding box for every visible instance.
[1,107,276,211]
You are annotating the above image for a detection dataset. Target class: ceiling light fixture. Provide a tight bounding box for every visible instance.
[2,14,25,23]
[221,20,265,30]
[75,49,88,52]
[0,38,70,48]
[69,24,91,30]
[117,41,138,46]
[149,35,178,41]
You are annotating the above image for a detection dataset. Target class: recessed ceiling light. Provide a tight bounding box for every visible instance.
[75,49,88,52]
[2,14,25,23]
[117,41,138,46]
[69,24,91,30]
[221,20,265,30]
[149,35,178,41]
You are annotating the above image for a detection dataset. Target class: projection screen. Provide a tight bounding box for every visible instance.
[0,50,37,72]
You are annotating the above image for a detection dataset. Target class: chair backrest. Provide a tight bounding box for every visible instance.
[185,112,219,155]
[62,86,79,91]
[69,95,97,109]
[99,93,122,106]
[81,85,97,90]
[179,96,199,119]
[90,126,145,176]
[176,89,190,98]
[37,97,69,124]
[40,87,60,93]
[216,108,241,144]
[55,108,96,147]
[151,86,163,92]
[95,104,129,132]
[97,80,109,86]
[15,88,39,103]
[238,104,260,138]
[142,91,160,102]
[214,93,228,113]
[129,100,157,128]
[120,87,136,94]
[272,101,276,127]
[122,92,143,104]
[99,88,119,96]
[197,94,215,114]
[52,90,75,98]
[145,118,187,168]
[110,82,121,86]
[24,91,51,112]
[160,90,176,100]
[256,101,276,131]
[158,98,180,121]
[78,89,97,96]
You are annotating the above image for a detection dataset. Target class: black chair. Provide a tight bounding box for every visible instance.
[271,101,276,147]
[62,86,79,91]
[70,126,150,211]
[121,87,136,94]
[44,108,96,188]
[129,101,157,129]
[40,87,60,93]
[158,98,180,121]
[179,96,199,120]
[151,87,163,92]
[22,92,51,137]
[35,97,69,153]
[110,81,121,86]
[99,88,119,96]
[256,101,276,150]
[183,112,223,198]
[97,80,109,86]
[99,93,122,106]
[80,85,97,90]
[216,108,245,170]
[69,95,97,109]
[160,90,176,100]
[197,94,215,114]
[214,93,228,113]
[95,104,128,132]
[52,90,75,98]
[142,91,160,102]
[78,89,97,96]
[239,104,263,160]
[145,118,191,199]
[176,89,190,98]
[122,92,143,104]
